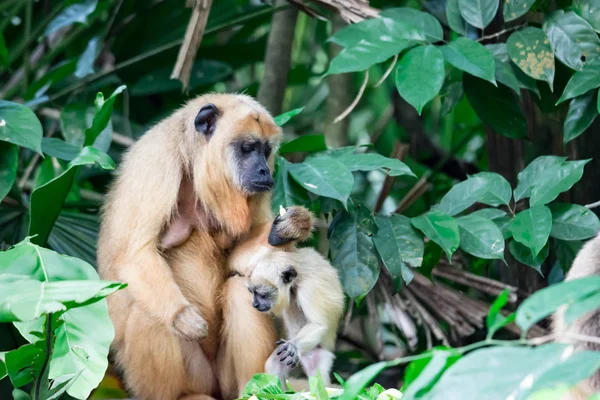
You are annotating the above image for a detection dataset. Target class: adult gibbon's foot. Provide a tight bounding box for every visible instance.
[268,206,314,247]
[172,305,209,340]
[275,339,300,368]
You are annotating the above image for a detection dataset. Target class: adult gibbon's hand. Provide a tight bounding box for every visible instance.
[172,305,209,340]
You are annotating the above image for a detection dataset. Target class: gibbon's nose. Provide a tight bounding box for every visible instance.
[259,168,267,176]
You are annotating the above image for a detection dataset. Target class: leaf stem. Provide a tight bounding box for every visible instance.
[477,23,528,43]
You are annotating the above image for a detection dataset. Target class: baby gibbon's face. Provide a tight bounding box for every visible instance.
[247,261,297,314]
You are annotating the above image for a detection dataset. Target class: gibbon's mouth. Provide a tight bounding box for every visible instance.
[255,304,272,312]
[248,182,274,193]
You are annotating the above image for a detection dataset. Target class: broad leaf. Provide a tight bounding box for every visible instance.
[471,172,512,207]
[504,0,536,22]
[84,85,126,147]
[273,107,304,126]
[557,59,600,104]
[329,149,415,177]
[563,92,599,144]
[509,240,549,274]
[530,159,590,205]
[437,176,489,216]
[469,208,507,220]
[456,215,505,260]
[288,155,354,208]
[329,205,380,299]
[464,74,527,139]
[328,40,413,75]
[42,138,80,161]
[402,349,460,399]
[574,0,600,33]
[272,157,310,212]
[511,206,552,257]
[486,290,513,339]
[278,134,326,154]
[446,0,469,35]
[411,210,460,260]
[441,38,496,84]
[556,239,583,272]
[0,100,43,154]
[458,0,499,29]
[396,45,445,115]
[543,10,600,71]
[75,36,101,79]
[28,146,115,246]
[45,0,99,36]
[549,203,600,241]
[0,142,17,202]
[486,44,522,96]
[507,28,555,90]
[339,362,388,400]
[514,156,567,202]
[5,341,45,388]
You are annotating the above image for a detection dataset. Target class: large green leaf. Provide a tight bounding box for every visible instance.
[549,203,600,240]
[456,215,505,260]
[278,134,327,154]
[509,240,549,273]
[373,215,424,284]
[45,0,98,36]
[395,45,445,115]
[329,205,380,299]
[511,206,552,257]
[507,28,555,90]
[514,156,567,202]
[557,59,600,104]
[563,92,599,144]
[83,85,126,147]
[0,142,17,202]
[504,0,536,22]
[411,210,460,260]
[0,101,43,154]
[441,38,496,84]
[446,0,469,35]
[42,138,80,161]
[437,175,489,216]
[273,107,304,127]
[272,157,310,213]
[423,344,600,400]
[458,0,499,29]
[28,146,115,246]
[471,172,512,207]
[328,148,415,177]
[530,159,590,205]
[327,40,413,75]
[288,155,354,208]
[463,74,527,139]
[543,10,600,71]
[574,0,600,33]
[402,349,460,399]
[0,274,124,323]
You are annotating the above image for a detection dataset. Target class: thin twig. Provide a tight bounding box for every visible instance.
[373,55,398,88]
[477,23,528,42]
[333,70,369,124]
[585,200,600,209]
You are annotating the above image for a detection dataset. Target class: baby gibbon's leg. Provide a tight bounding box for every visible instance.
[300,348,335,385]
[218,275,278,399]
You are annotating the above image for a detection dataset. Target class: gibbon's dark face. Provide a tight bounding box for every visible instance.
[232,136,274,194]
[249,266,297,313]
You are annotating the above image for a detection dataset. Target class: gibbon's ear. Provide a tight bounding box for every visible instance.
[282,265,297,284]
[194,103,220,136]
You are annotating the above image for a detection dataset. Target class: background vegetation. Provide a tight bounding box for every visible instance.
[2,0,600,399]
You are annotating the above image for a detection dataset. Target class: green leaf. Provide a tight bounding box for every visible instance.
[0,141,17,202]
[288,155,354,207]
[329,205,380,299]
[272,157,310,212]
[507,28,555,90]
[514,156,567,202]
[395,45,445,115]
[411,210,460,260]
[402,349,460,399]
[598,88,600,113]
[557,59,600,104]
[424,344,600,399]
[28,146,115,246]
[273,107,305,126]
[0,31,7,68]
[504,0,536,22]
[511,206,552,257]
[310,371,329,400]
[530,159,590,206]
[75,36,101,78]
[5,341,45,388]
[437,176,489,216]
[463,74,527,139]
[458,0,499,29]
[441,38,496,84]
[84,85,126,147]
[574,0,600,33]
[556,239,583,272]
[543,10,600,72]
[516,276,600,332]
[549,203,600,240]
[421,241,444,279]
[278,134,326,154]
[471,172,512,207]
[45,0,98,36]
[564,92,599,144]
[373,215,424,284]
[456,215,505,260]
[446,0,469,35]
[486,43,522,96]
[339,361,388,400]
[0,353,5,380]
[328,148,415,177]
[0,100,43,154]
[486,289,513,339]
[242,373,284,396]
[41,138,80,161]
[0,274,125,322]
[12,388,30,400]
[327,39,414,75]
[509,239,549,273]
[470,208,507,220]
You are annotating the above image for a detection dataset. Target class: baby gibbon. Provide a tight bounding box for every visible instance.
[553,233,600,400]
[231,206,345,386]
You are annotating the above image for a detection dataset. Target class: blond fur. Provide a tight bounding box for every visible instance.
[98,93,282,400]
[553,233,600,400]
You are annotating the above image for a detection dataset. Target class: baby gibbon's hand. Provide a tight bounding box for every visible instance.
[268,206,314,246]
[275,339,300,368]
[172,305,209,340]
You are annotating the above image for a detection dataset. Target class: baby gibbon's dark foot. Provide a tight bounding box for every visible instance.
[268,206,314,247]
[275,339,300,368]
[172,305,209,341]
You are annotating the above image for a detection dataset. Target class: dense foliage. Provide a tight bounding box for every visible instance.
[2,0,600,399]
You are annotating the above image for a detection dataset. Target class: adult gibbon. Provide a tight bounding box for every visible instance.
[98,94,309,400]
[229,206,345,387]
[553,233,600,400]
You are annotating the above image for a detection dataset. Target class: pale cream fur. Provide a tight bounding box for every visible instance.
[98,93,283,400]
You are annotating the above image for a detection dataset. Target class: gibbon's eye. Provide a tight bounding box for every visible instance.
[241,142,255,154]
[264,144,272,159]
[282,266,297,284]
